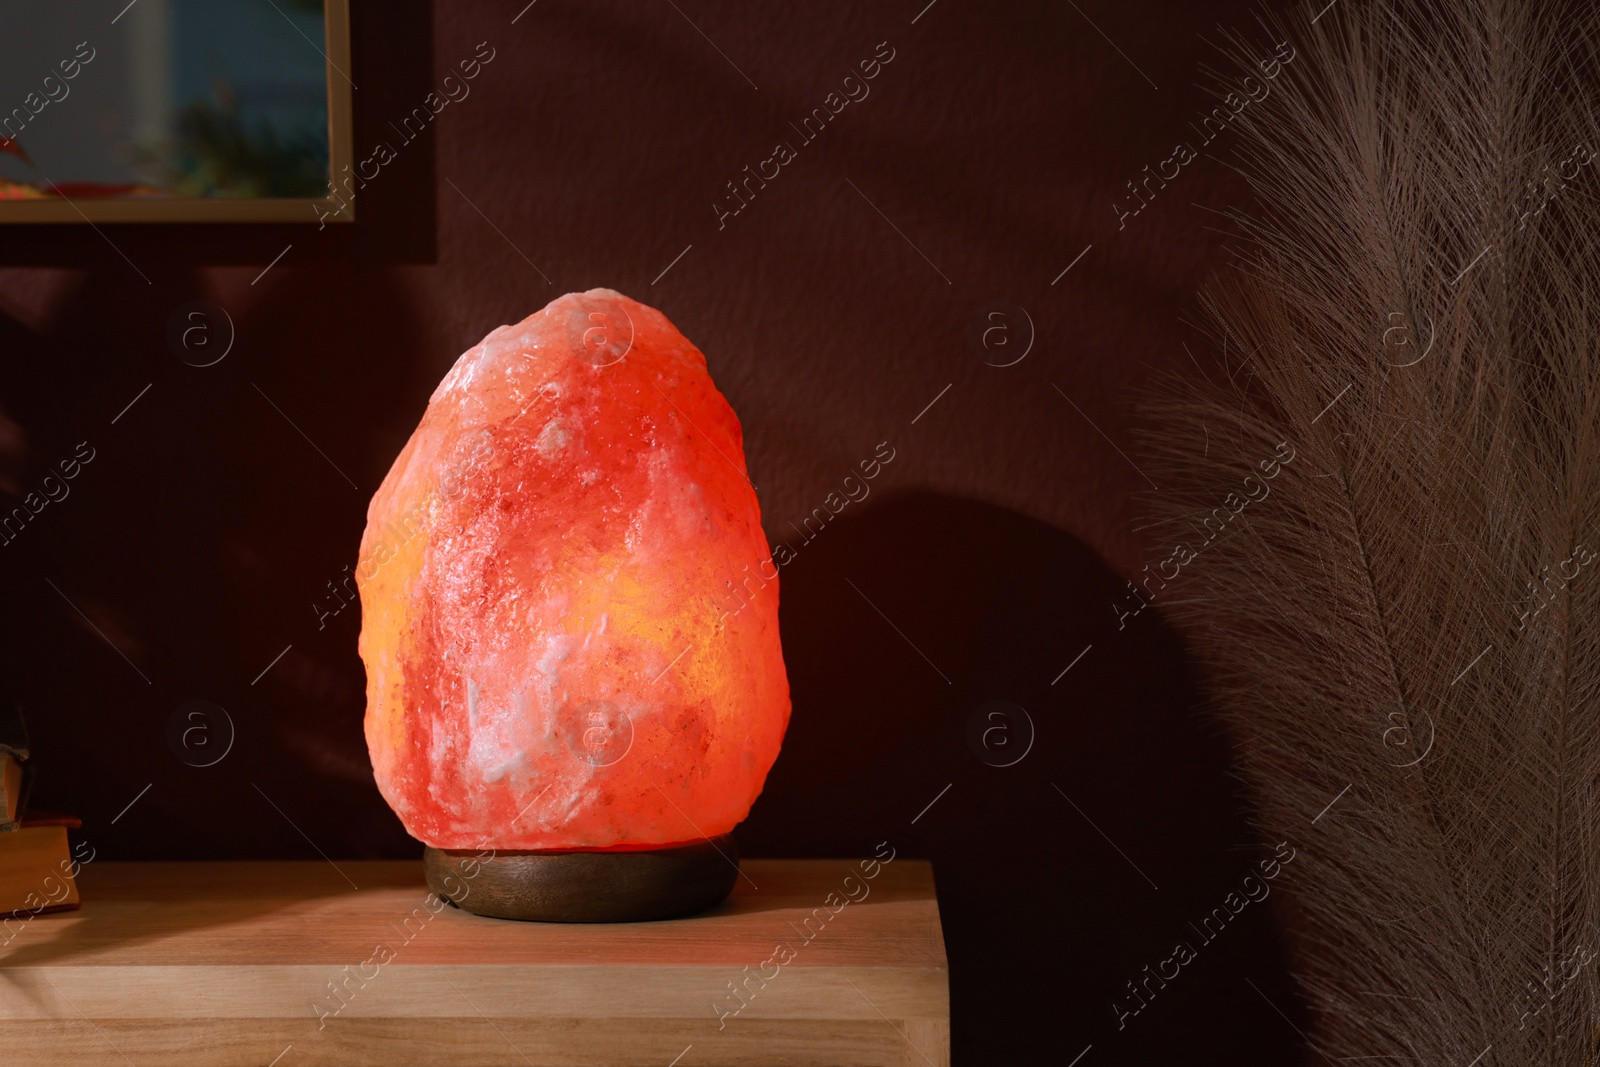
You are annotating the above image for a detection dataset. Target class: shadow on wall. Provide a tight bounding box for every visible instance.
[0,263,427,862]
[741,491,1305,1067]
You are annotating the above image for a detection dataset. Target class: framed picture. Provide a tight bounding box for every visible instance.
[0,0,353,224]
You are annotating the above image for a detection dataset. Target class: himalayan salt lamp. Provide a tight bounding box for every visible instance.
[356,289,789,921]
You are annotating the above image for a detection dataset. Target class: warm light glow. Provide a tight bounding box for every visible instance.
[358,289,790,849]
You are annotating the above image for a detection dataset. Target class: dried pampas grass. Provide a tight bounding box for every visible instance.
[1142,0,1600,1060]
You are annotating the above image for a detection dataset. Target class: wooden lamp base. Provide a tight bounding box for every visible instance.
[423,835,738,923]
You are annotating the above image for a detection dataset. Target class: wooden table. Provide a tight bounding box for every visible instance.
[0,858,948,1066]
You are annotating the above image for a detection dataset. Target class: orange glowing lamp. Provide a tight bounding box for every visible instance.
[356,290,790,920]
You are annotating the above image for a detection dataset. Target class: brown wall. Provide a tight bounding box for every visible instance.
[0,1,1305,1062]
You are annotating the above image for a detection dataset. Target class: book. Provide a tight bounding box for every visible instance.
[0,693,81,921]
[0,697,79,921]
[0,819,81,921]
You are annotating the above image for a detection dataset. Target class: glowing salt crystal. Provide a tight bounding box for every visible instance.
[358,289,789,849]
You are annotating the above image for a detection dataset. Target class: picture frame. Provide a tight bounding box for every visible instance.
[0,0,354,224]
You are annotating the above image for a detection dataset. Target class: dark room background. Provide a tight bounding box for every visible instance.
[0,1,1305,1063]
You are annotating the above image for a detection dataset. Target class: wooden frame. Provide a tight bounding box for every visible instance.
[0,0,354,225]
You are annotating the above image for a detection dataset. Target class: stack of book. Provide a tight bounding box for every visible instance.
[0,695,80,919]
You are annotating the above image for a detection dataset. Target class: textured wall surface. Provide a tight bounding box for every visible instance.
[0,1,1304,1062]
